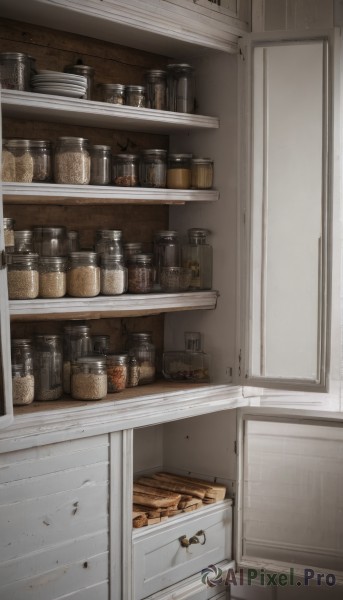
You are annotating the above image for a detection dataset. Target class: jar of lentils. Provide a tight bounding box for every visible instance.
[38,256,67,298]
[100,254,127,295]
[0,52,30,91]
[112,153,139,186]
[67,251,100,297]
[99,83,126,105]
[6,139,34,183]
[33,334,63,401]
[90,145,111,185]
[3,217,15,252]
[127,332,156,385]
[125,85,146,108]
[54,137,90,184]
[128,254,154,293]
[106,354,128,393]
[140,149,167,188]
[71,356,108,400]
[30,140,52,182]
[7,253,39,299]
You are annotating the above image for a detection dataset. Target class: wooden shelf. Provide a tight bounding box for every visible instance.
[9,290,218,321]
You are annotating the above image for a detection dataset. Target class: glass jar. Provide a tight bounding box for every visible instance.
[100,253,127,295]
[123,242,143,265]
[11,338,35,406]
[95,230,123,256]
[167,154,192,189]
[71,356,107,400]
[191,158,214,189]
[6,139,34,183]
[38,256,67,298]
[63,324,92,394]
[112,153,139,186]
[144,70,167,110]
[127,332,155,385]
[3,217,15,252]
[127,254,154,293]
[64,64,95,100]
[33,334,63,401]
[154,231,180,285]
[0,52,30,91]
[160,266,192,292]
[91,335,110,356]
[33,226,68,257]
[67,251,100,297]
[127,355,139,388]
[167,63,195,113]
[7,253,39,299]
[125,85,146,108]
[162,331,210,382]
[2,141,15,182]
[90,145,111,185]
[67,230,80,254]
[14,230,33,253]
[30,140,52,182]
[181,228,213,290]
[106,354,128,393]
[140,149,167,188]
[99,83,126,105]
[54,137,90,184]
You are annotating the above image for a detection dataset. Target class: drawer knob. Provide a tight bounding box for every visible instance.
[179,530,206,548]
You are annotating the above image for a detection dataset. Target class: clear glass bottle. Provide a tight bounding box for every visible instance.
[123,242,143,265]
[144,70,167,110]
[100,253,127,295]
[154,231,180,285]
[127,332,155,385]
[71,356,107,400]
[3,217,15,252]
[167,63,195,113]
[125,85,146,108]
[67,230,80,253]
[0,52,30,91]
[162,331,210,382]
[63,324,92,394]
[95,230,123,256]
[38,256,67,298]
[191,158,214,189]
[167,154,192,189]
[99,83,126,105]
[127,254,154,293]
[54,137,90,184]
[30,140,52,182]
[90,145,111,185]
[7,253,39,299]
[14,230,33,253]
[181,228,212,290]
[91,335,110,356]
[112,153,139,186]
[33,226,68,257]
[140,149,167,188]
[33,334,63,401]
[64,64,95,100]
[11,339,35,404]
[106,354,128,393]
[6,139,34,183]
[67,251,100,297]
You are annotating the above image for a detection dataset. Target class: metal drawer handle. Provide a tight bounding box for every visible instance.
[179,530,206,548]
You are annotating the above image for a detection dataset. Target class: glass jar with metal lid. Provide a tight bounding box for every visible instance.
[11,338,35,405]
[71,356,108,400]
[99,83,126,105]
[91,335,110,356]
[167,63,195,113]
[54,137,90,184]
[144,70,167,110]
[140,149,167,188]
[0,52,30,91]
[100,253,127,295]
[167,154,192,189]
[191,158,214,189]
[64,64,95,100]
[153,230,180,285]
[6,139,34,183]
[14,230,33,253]
[63,324,92,394]
[33,226,68,257]
[38,256,67,299]
[125,85,146,108]
[112,153,139,186]
[2,140,15,182]
[33,334,63,401]
[7,253,39,300]
[67,251,100,297]
[123,242,143,265]
[127,253,154,293]
[90,145,111,185]
[95,229,123,256]
[29,140,52,182]
[3,217,15,252]
[106,354,128,392]
[181,228,213,290]
[127,332,155,385]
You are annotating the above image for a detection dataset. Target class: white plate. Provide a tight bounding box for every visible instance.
[33,88,85,98]
[33,73,87,85]
[32,83,87,92]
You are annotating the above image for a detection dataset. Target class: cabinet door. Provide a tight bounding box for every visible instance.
[239,32,335,392]
[235,407,343,585]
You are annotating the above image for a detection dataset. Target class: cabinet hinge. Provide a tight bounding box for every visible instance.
[234,440,237,455]
[0,250,7,269]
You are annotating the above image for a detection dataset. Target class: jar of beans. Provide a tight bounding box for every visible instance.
[106,354,128,393]
[112,153,139,186]
[127,254,154,293]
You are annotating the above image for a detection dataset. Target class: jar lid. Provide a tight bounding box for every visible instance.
[34,334,62,341]
[0,52,29,61]
[99,83,125,91]
[101,253,124,264]
[33,226,67,235]
[39,256,67,266]
[69,251,98,260]
[144,69,167,78]
[56,136,89,144]
[64,64,95,74]
[124,242,143,250]
[141,149,167,156]
[188,228,209,237]
[168,153,192,160]
[14,230,32,238]
[96,229,122,240]
[75,355,106,366]
[125,85,145,92]
[7,252,39,265]
[3,218,15,227]
[90,144,111,151]
[191,158,213,164]
[154,230,178,238]
[63,323,90,334]
[114,153,139,161]
[167,63,194,70]
[29,140,52,148]
[128,332,152,341]
[106,353,128,365]
[133,253,153,264]
[11,338,32,347]
[6,139,31,148]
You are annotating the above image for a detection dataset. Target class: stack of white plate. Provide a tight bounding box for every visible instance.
[31,70,88,98]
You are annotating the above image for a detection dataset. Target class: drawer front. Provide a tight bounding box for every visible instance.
[133,502,232,600]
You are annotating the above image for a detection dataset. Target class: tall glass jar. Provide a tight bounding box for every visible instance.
[154,230,180,285]
[125,85,146,107]
[14,230,33,253]
[123,242,143,265]
[99,83,126,105]
[54,137,90,184]
[127,332,155,385]
[167,154,192,189]
[33,226,68,257]
[67,230,80,254]
[64,64,95,100]
[127,254,154,293]
[144,70,167,110]
[30,140,52,182]
[38,256,67,298]
[3,217,15,252]
[67,251,100,297]
[33,334,63,401]
[91,335,110,356]
[11,339,35,405]
[100,253,127,295]
[0,52,30,91]
[63,324,92,394]
[6,139,34,183]
[71,356,107,400]
[167,63,195,113]
[191,158,214,189]
[112,154,139,186]
[181,228,213,290]
[127,355,139,388]
[7,253,39,299]
[95,230,123,256]
[90,145,111,185]
[140,149,167,188]
[106,354,128,393]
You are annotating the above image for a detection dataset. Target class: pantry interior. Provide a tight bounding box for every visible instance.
[0,1,343,600]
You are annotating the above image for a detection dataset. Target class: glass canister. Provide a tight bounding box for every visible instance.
[181,228,213,290]
[125,85,146,108]
[154,230,180,285]
[100,253,127,295]
[106,354,128,393]
[33,226,68,257]
[30,140,52,182]
[112,153,139,186]
[167,63,195,113]
[6,139,34,183]
[166,154,192,189]
[11,338,35,405]
[3,217,15,252]
[127,332,155,385]
[67,230,80,254]
[127,254,154,293]
[14,230,33,253]
[64,64,95,100]
[2,141,15,182]
[7,253,39,299]
[0,52,30,91]
[191,158,214,189]
[54,137,90,184]
[162,331,210,382]
[123,242,143,265]
[63,324,92,394]
[71,356,108,400]
[91,335,110,356]
[99,83,125,105]
[140,149,167,188]
[33,334,63,401]
[38,256,67,299]
[90,145,111,185]
[144,70,167,110]
[95,229,123,256]
[67,251,100,297]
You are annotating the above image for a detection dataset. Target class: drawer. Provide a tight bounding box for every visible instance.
[133,500,232,600]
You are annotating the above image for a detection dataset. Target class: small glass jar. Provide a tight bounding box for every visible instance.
[64,64,95,100]
[191,158,214,189]
[33,226,68,257]
[91,335,110,356]
[71,356,107,400]
[112,154,139,186]
[127,332,155,385]
[14,230,33,253]
[7,253,39,300]
[181,228,213,290]
[0,52,30,91]
[162,331,210,382]
[11,338,35,406]
[39,256,67,298]
[106,354,128,393]
[67,251,100,297]
[54,137,90,184]
[3,217,15,252]
[99,83,126,105]
[127,355,139,388]
[67,230,80,254]
[63,324,92,394]
[33,334,63,401]
[6,139,34,183]
[11,338,34,371]
[140,149,167,188]
[167,154,192,189]
[123,242,143,265]
[127,254,154,293]
[95,230,123,256]
[100,254,127,295]
[144,70,167,110]
[167,63,195,113]
[125,85,146,108]
[90,145,111,185]
[160,266,192,292]
[154,230,180,285]
[30,140,52,182]
[2,141,15,182]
